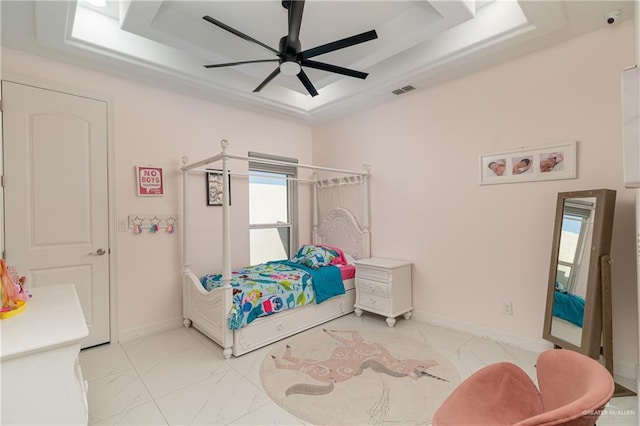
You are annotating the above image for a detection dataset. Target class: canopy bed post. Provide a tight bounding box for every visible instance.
[362,164,371,257]
[220,140,233,358]
[220,140,232,289]
[181,156,191,274]
[181,156,192,327]
[312,173,319,244]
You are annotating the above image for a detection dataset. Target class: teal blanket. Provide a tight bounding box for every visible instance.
[279,260,345,303]
[553,289,585,327]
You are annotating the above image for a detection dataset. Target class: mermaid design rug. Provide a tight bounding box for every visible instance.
[260,328,460,425]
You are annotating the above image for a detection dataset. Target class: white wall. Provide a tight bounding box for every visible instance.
[312,21,638,367]
[0,47,312,334]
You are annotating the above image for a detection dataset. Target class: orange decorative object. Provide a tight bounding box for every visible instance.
[1,259,29,319]
[0,300,26,319]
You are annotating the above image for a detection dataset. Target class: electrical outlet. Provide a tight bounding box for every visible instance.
[118,219,128,232]
[502,302,513,316]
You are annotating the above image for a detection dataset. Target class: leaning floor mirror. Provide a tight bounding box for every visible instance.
[543,189,635,396]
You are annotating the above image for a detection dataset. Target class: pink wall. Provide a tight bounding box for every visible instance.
[0,47,313,334]
[1,20,637,369]
[312,21,638,366]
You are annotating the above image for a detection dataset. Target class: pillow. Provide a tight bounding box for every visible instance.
[324,245,348,266]
[291,245,338,269]
[344,253,356,265]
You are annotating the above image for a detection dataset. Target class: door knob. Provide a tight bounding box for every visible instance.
[88,248,106,256]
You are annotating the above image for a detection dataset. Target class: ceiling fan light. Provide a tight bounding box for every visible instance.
[280,61,301,76]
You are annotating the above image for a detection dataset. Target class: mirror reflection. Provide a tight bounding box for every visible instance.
[549,197,596,346]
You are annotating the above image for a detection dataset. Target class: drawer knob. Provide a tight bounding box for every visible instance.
[277,323,284,331]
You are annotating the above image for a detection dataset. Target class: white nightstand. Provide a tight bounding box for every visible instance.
[353,257,413,327]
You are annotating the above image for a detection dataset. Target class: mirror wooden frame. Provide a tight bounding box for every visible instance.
[542,189,616,358]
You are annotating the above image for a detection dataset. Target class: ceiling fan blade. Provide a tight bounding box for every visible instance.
[300,29,378,60]
[301,59,368,79]
[203,15,279,56]
[286,0,305,52]
[297,69,318,97]
[204,59,279,69]
[253,67,281,93]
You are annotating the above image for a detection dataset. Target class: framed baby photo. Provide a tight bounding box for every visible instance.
[479,141,576,185]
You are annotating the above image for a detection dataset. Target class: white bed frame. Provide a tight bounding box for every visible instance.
[181,140,370,358]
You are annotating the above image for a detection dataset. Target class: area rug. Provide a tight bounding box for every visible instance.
[260,328,460,425]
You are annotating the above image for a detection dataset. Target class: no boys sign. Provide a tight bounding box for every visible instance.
[136,166,164,196]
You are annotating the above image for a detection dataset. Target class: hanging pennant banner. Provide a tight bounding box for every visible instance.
[136,166,164,196]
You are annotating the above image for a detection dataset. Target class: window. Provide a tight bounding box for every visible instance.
[249,152,298,265]
[557,201,593,293]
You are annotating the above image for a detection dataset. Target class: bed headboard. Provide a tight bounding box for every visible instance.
[316,207,369,260]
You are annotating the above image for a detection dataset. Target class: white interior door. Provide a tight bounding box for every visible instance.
[2,81,110,348]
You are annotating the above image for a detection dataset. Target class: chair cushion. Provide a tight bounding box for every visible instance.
[433,362,543,426]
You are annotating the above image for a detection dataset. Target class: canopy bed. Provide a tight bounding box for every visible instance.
[181,140,371,358]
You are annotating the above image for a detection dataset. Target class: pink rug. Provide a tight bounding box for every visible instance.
[260,328,460,425]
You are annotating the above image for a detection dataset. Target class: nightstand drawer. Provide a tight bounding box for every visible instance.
[357,278,389,297]
[357,267,390,282]
[357,293,389,311]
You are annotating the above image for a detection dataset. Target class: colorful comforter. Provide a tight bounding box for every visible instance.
[200,260,345,330]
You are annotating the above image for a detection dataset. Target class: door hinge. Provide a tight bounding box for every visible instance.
[0,100,3,112]
[2,250,5,259]
[1,175,4,187]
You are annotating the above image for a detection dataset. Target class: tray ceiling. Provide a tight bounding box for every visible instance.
[0,1,634,123]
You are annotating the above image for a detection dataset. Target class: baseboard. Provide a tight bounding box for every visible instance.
[614,360,638,391]
[413,309,638,388]
[118,317,183,343]
[413,309,553,353]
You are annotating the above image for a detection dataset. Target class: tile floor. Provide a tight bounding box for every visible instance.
[80,313,638,425]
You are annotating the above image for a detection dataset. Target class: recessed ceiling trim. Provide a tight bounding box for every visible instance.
[63,0,522,118]
[70,4,314,114]
[4,0,621,124]
[29,2,313,121]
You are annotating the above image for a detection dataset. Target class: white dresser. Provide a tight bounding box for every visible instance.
[354,257,413,327]
[1,284,89,425]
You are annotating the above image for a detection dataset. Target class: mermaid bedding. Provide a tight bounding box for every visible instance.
[200,245,351,330]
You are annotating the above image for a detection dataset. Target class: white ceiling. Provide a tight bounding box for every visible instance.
[0,1,635,123]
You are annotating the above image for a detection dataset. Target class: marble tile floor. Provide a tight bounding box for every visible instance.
[80,313,638,425]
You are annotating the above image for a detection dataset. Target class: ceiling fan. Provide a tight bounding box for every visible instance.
[202,0,378,97]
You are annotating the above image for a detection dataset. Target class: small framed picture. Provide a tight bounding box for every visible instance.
[136,166,164,196]
[206,170,231,206]
[480,141,576,185]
